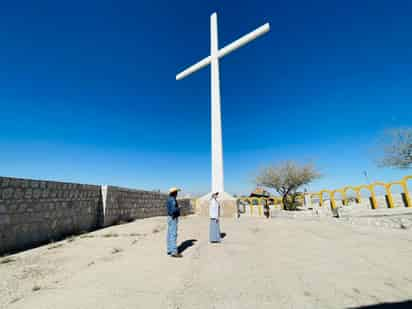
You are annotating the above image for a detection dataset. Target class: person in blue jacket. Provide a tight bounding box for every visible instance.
[166,187,182,258]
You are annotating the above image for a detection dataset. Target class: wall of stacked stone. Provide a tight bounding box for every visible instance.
[102,185,193,227]
[0,178,194,255]
[0,177,102,255]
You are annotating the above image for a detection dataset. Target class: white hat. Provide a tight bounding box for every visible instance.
[168,187,181,194]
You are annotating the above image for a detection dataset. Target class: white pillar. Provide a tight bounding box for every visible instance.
[210,13,224,194]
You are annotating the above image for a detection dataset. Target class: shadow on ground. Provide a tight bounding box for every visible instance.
[349,300,412,308]
[177,239,197,254]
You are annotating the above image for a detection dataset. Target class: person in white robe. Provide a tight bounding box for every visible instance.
[209,192,221,243]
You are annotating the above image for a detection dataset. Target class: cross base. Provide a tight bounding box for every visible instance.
[197,191,238,218]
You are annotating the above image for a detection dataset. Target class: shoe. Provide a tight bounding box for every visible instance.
[170,253,183,258]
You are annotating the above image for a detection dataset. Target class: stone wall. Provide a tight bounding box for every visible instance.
[101,185,193,227]
[0,177,194,255]
[0,177,102,255]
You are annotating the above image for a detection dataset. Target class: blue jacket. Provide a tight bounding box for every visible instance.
[166,196,180,218]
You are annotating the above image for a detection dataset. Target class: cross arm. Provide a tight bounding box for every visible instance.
[176,56,212,80]
[218,23,270,59]
[175,22,270,81]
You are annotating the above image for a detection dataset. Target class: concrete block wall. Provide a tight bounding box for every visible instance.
[0,177,102,254]
[102,185,193,227]
[0,177,194,255]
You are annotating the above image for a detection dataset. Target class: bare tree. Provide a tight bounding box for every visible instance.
[256,161,321,210]
[379,128,412,169]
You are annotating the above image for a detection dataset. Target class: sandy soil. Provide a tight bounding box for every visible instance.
[1,215,412,309]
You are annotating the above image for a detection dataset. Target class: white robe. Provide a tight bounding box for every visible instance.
[209,198,220,219]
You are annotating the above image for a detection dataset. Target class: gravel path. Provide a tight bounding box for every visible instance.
[1,215,412,309]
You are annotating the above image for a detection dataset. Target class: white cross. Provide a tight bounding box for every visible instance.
[176,12,270,195]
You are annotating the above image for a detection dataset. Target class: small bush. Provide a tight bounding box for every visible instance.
[48,243,64,250]
[111,248,123,254]
[32,285,41,292]
[80,235,95,239]
[103,233,119,238]
[0,257,16,264]
[129,233,141,237]
[66,236,76,243]
[9,297,21,304]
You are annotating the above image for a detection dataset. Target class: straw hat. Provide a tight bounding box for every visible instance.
[168,187,181,194]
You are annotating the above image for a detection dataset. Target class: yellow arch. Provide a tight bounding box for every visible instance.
[373,181,394,208]
[250,198,260,215]
[357,184,378,209]
[331,189,345,209]
[250,198,259,206]
[239,198,253,215]
[387,181,406,208]
[402,176,412,207]
[319,190,332,208]
[311,175,412,211]
[332,189,347,206]
[343,186,361,203]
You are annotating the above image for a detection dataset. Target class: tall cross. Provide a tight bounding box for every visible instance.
[176,12,270,195]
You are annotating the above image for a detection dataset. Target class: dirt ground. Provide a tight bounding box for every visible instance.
[1,215,412,309]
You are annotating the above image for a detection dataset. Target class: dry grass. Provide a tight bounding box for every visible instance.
[0,257,16,264]
[400,223,409,230]
[250,227,261,234]
[129,233,141,237]
[111,248,123,254]
[66,236,76,243]
[48,243,64,250]
[103,232,119,238]
[80,234,95,239]
[32,285,41,292]
[9,297,21,304]
[114,218,135,225]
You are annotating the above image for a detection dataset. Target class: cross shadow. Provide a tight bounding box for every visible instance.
[177,239,197,254]
[349,300,412,308]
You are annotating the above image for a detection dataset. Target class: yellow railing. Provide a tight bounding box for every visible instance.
[238,196,308,216]
[313,175,412,209]
[236,175,411,213]
[238,197,283,207]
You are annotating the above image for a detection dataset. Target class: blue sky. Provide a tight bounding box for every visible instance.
[0,0,411,195]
